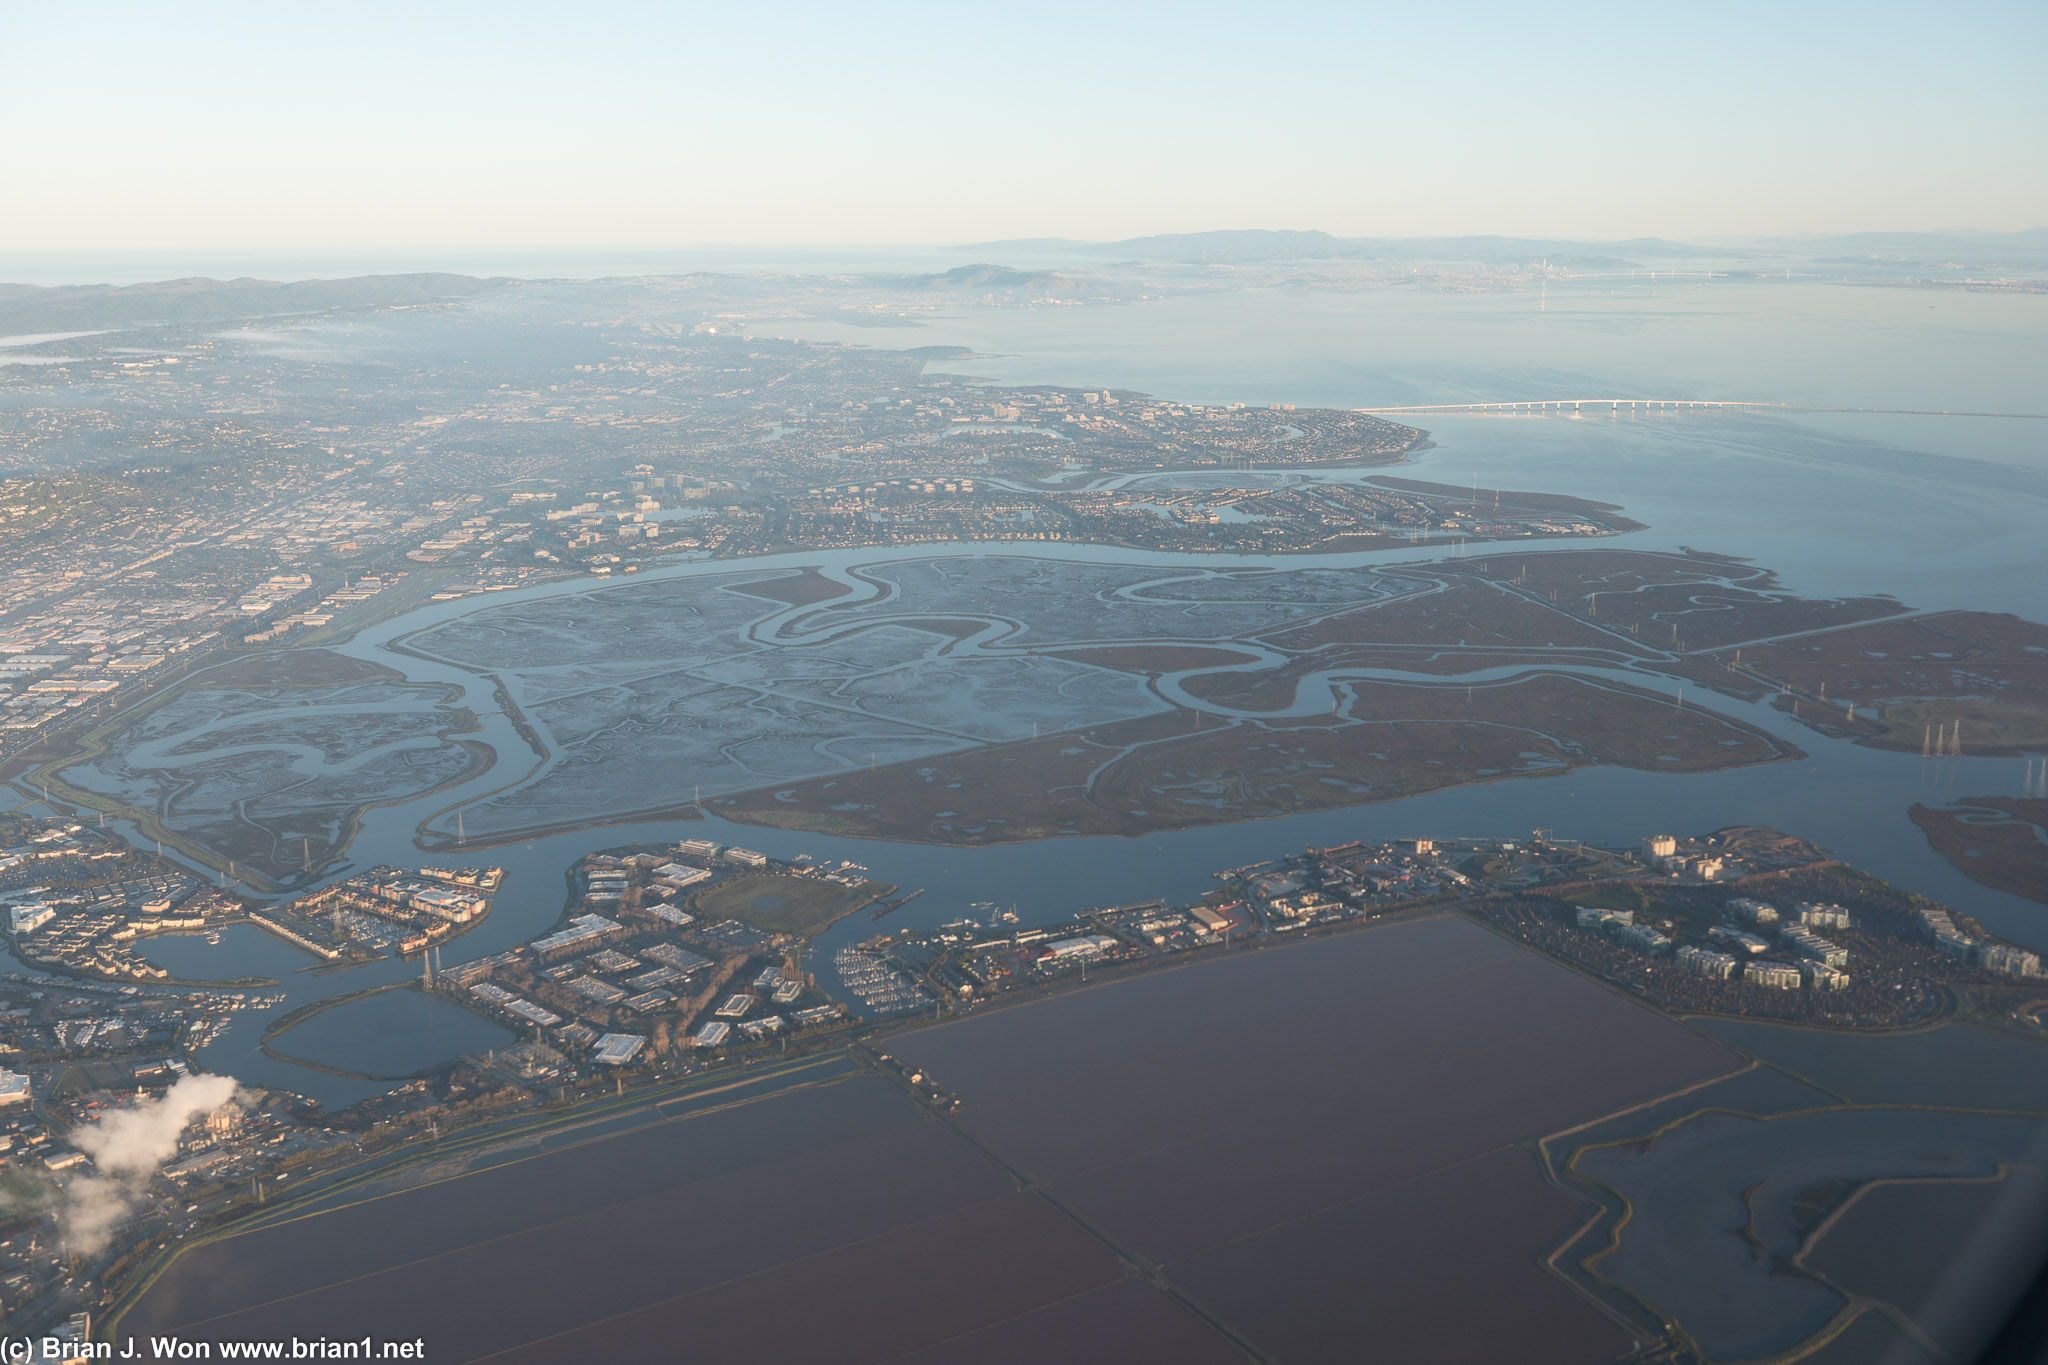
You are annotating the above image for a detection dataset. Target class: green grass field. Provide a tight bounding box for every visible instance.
[692,873,891,936]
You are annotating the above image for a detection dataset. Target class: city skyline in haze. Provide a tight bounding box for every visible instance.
[6,0,2046,264]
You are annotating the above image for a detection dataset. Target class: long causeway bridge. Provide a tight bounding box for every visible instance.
[1356,398,2048,419]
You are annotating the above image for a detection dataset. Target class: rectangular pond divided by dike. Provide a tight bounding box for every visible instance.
[888,912,1740,1363]
[123,1074,1242,1364]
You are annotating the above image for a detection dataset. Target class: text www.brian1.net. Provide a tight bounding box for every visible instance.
[5,1339,427,1361]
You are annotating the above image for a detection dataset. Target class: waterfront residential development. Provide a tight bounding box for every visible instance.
[6,813,2040,1344]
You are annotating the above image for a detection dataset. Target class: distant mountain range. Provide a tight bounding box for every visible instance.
[5,227,2043,337]
[0,273,505,332]
[965,229,1706,266]
[964,227,2048,269]
[876,263,1085,296]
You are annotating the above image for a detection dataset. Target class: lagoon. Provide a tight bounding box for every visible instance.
[268,987,517,1080]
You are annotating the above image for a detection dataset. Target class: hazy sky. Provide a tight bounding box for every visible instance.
[8,1,2044,255]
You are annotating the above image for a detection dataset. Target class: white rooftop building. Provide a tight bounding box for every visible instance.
[591,1033,646,1066]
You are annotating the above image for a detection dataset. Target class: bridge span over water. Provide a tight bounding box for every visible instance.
[1356,398,2048,419]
